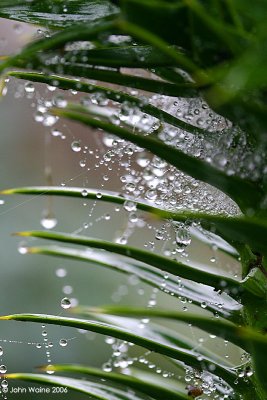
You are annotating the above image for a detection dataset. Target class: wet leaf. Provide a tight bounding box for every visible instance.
[0,0,119,29]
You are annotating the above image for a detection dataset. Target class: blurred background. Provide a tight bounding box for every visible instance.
[0,18,241,399]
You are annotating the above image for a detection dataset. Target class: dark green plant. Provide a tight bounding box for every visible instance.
[1,0,267,399]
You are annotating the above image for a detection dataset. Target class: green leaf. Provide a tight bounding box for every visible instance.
[77,305,247,350]
[7,72,203,136]
[0,0,119,29]
[6,373,145,400]
[0,185,239,259]
[52,105,262,212]
[10,64,195,98]
[24,245,240,318]
[38,364,192,400]
[15,230,241,294]
[74,310,235,367]
[0,313,242,389]
[55,45,185,68]
[3,186,266,296]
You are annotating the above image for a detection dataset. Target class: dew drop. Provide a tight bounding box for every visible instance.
[175,226,191,246]
[24,82,35,93]
[0,365,7,374]
[81,189,88,197]
[0,347,3,356]
[56,268,67,278]
[18,241,28,254]
[102,362,112,372]
[40,216,58,229]
[1,380,8,389]
[59,339,68,347]
[51,129,62,137]
[46,364,55,375]
[43,114,57,127]
[71,141,81,152]
[53,95,67,108]
[123,201,136,212]
[105,337,115,345]
[63,285,73,295]
[61,297,71,309]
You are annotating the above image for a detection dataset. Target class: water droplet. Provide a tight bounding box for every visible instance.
[102,362,112,372]
[40,215,58,229]
[24,82,35,93]
[59,339,68,347]
[119,359,129,368]
[0,365,7,374]
[145,189,157,201]
[91,92,108,106]
[105,337,115,345]
[175,226,191,246]
[63,285,73,295]
[0,347,3,356]
[18,241,28,254]
[1,380,8,388]
[56,268,67,278]
[123,201,136,212]
[61,297,71,309]
[81,189,88,197]
[46,364,55,375]
[53,95,67,108]
[51,129,62,137]
[71,141,81,152]
[0,200,5,205]
[43,114,57,127]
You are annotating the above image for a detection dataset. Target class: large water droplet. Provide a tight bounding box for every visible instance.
[40,215,58,229]
[175,227,191,246]
[0,365,7,374]
[46,365,55,375]
[59,339,68,347]
[61,297,71,309]
[71,141,81,152]
[102,362,112,372]
[24,82,35,93]
[1,380,8,389]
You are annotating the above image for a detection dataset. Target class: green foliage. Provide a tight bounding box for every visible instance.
[1,0,267,399]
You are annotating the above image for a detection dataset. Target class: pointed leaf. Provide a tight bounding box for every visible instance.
[15,230,241,295]
[39,364,192,400]
[6,373,144,400]
[0,313,242,389]
[8,72,200,135]
[78,306,247,351]
[25,245,240,318]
